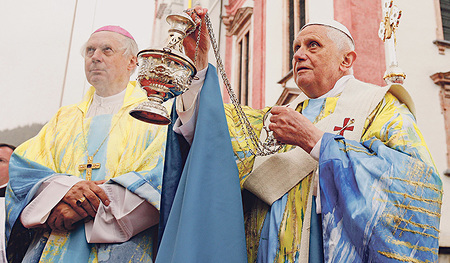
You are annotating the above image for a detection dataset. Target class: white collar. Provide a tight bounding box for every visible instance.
[86,88,127,118]
[92,89,126,106]
[315,75,354,99]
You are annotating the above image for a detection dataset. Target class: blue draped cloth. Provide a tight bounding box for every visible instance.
[319,133,441,262]
[156,64,247,263]
[158,103,190,244]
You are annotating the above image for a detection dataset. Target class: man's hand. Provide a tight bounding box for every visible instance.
[46,202,86,232]
[268,106,324,153]
[184,6,210,71]
[62,180,110,218]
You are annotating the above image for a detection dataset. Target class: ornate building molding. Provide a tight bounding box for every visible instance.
[222,7,253,36]
[224,0,248,16]
[433,39,450,55]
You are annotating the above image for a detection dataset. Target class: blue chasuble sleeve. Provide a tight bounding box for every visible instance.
[319,133,441,262]
[5,153,66,262]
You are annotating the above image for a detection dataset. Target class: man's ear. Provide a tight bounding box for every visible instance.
[128,56,138,72]
[340,50,357,72]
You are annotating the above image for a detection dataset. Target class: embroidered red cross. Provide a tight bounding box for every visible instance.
[333,118,355,136]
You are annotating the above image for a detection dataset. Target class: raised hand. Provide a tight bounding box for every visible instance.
[183,6,210,70]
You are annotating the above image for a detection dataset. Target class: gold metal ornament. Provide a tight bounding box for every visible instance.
[130,12,197,125]
[379,0,406,84]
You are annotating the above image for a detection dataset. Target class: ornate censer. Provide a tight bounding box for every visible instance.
[132,10,281,156]
[130,12,197,125]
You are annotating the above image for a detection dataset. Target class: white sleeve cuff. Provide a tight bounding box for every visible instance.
[85,183,159,243]
[173,110,197,145]
[309,136,323,161]
[173,66,208,144]
[20,176,83,228]
[176,67,207,123]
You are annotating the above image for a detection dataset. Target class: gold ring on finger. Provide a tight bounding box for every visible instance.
[76,196,86,207]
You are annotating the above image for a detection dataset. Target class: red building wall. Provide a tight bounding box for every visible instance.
[252,1,266,108]
[334,0,386,86]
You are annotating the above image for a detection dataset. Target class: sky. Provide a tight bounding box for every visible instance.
[0,0,156,131]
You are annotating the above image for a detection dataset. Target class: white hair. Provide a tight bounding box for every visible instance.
[325,26,355,74]
[117,35,138,75]
[325,26,355,52]
[117,35,139,58]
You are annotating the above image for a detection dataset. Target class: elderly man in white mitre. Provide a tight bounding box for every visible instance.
[164,7,442,263]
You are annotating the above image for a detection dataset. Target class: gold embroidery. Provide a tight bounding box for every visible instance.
[339,146,377,156]
[383,189,442,206]
[385,213,440,233]
[389,177,442,194]
[376,199,441,218]
[336,139,378,156]
[378,251,430,263]
[393,226,439,239]
[385,236,438,255]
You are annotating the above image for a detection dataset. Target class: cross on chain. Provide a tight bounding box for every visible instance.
[333,118,355,136]
[78,156,101,181]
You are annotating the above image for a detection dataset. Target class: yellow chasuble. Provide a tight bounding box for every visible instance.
[6,82,168,262]
[224,91,438,263]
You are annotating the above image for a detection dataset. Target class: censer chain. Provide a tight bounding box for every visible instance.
[204,13,282,156]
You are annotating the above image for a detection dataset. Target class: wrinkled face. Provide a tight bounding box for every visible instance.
[292,25,344,98]
[0,147,13,184]
[84,31,133,89]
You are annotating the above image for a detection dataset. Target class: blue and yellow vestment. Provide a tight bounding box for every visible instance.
[226,85,442,262]
[6,82,167,262]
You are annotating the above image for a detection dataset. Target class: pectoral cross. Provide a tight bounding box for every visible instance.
[334,118,355,136]
[78,156,101,181]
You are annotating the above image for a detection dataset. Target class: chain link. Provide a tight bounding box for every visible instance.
[182,10,282,156]
[194,19,202,65]
[204,13,282,156]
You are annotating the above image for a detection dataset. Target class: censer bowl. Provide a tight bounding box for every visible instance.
[130,48,196,125]
[130,12,197,125]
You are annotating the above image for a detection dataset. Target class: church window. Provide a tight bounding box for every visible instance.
[434,0,450,54]
[236,31,250,105]
[284,0,306,73]
[223,7,253,106]
[442,0,450,40]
